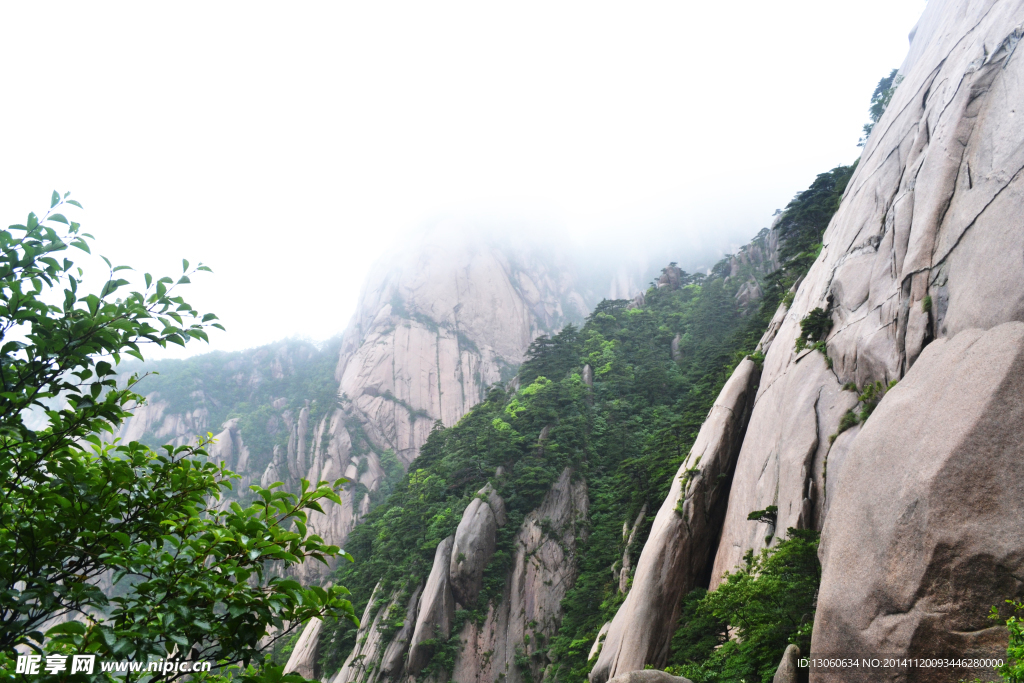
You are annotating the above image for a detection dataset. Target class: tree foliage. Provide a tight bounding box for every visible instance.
[0,195,356,682]
[665,529,821,683]
[314,159,854,681]
[859,68,902,145]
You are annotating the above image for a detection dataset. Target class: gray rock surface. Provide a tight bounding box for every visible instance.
[709,0,1024,590]
[450,485,506,606]
[406,535,456,674]
[588,622,611,662]
[283,617,322,681]
[813,323,1024,669]
[772,644,800,683]
[451,468,588,683]
[379,583,423,678]
[590,359,760,682]
[606,671,693,683]
[618,503,647,593]
[331,583,400,683]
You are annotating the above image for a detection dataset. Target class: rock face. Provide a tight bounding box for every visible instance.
[618,503,647,593]
[450,484,506,607]
[380,583,423,678]
[709,0,1024,587]
[332,583,398,683]
[588,622,611,662]
[606,672,693,683]
[450,468,588,683]
[590,359,760,682]
[813,323,1024,670]
[595,1,1024,673]
[772,644,801,683]
[407,535,457,675]
[331,469,588,683]
[283,617,323,681]
[336,231,592,468]
[118,234,598,585]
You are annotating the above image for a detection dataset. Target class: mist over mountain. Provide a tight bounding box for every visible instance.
[30,1,1024,682]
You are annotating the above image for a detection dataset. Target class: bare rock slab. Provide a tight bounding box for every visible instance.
[813,323,1024,669]
[407,535,456,674]
[591,359,760,682]
[450,484,507,606]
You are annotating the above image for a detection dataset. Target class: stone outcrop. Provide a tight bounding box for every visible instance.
[406,535,457,675]
[379,583,423,678]
[618,503,647,593]
[709,0,1024,589]
[332,583,398,683]
[588,622,611,662]
[283,617,322,681]
[335,231,592,468]
[450,468,588,683]
[772,644,801,683]
[329,470,588,683]
[812,323,1024,671]
[590,359,760,682]
[450,484,506,607]
[119,235,598,583]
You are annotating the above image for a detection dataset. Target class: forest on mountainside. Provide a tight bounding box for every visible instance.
[313,160,856,682]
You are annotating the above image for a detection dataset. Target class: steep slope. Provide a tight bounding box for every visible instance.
[592,0,1024,680]
[310,231,796,682]
[116,231,595,583]
[334,230,591,468]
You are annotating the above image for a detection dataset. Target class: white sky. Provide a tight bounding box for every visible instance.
[0,1,926,359]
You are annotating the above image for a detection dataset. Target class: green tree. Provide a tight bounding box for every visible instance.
[859,68,902,145]
[0,194,357,681]
[666,529,821,683]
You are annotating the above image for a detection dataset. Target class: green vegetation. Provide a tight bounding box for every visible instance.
[829,379,898,442]
[0,195,356,682]
[120,336,344,476]
[794,307,833,353]
[664,529,821,683]
[312,157,854,681]
[860,68,903,145]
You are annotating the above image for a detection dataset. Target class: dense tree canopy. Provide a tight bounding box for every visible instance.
[0,195,356,682]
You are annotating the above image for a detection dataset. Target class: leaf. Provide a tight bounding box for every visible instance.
[67,199,83,209]
[182,258,189,272]
[145,273,153,288]
[51,191,60,208]
[46,621,87,636]
[48,213,69,225]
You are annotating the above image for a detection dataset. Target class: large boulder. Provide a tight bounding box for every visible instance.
[813,323,1024,677]
[772,644,801,683]
[406,535,456,674]
[450,484,507,606]
[590,359,760,682]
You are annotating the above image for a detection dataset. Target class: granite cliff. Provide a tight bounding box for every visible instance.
[592,0,1024,681]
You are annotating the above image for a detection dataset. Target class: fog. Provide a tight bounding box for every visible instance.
[0,1,926,358]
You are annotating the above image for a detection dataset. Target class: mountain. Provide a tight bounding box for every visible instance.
[286,0,1024,681]
[114,226,735,586]
[108,1,1024,681]
[591,0,1024,680]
